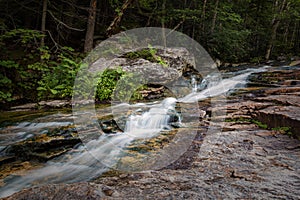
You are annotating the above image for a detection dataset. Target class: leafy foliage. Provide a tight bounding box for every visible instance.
[0,29,82,103]
[35,47,81,100]
[113,72,147,102]
[0,0,300,106]
[96,68,125,101]
[96,68,146,102]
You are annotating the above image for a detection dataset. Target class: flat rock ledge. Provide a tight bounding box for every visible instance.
[2,128,299,199]
[3,67,300,199]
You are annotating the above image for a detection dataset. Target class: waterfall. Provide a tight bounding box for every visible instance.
[0,67,269,198]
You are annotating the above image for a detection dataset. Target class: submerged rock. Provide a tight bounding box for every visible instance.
[3,129,81,162]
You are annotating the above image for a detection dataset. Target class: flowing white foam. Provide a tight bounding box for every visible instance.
[180,67,269,103]
[0,97,178,198]
[191,75,198,93]
[0,67,270,198]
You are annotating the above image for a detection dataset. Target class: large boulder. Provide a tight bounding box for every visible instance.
[106,46,198,85]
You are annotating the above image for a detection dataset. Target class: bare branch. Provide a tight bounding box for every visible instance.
[45,30,61,52]
[48,10,85,32]
[60,0,90,11]
[166,20,185,37]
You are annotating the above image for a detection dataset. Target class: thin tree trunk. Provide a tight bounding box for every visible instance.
[41,0,47,46]
[65,0,76,26]
[106,0,133,37]
[84,0,97,53]
[265,0,288,60]
[162,0,167,51]
[290,21,298,49]
[211,0,219,34]
[283,21,290,43]
[265,20,280,60]
[201,0,207,33]
[64,0,77,42]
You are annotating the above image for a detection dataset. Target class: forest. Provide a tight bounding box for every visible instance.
[1,1,300,198]
[0,0,299,105]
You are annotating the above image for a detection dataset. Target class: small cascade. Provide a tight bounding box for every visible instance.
[180,67,269,103]
[125,97,177,136]
[0,66,270,198]
[199,78,207,90]
[191,75,198,93]
[0,97,179,198]
[193,73,222,93]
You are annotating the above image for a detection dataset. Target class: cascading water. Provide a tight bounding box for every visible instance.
[191,75,198,93]
[0,97,178,197]
[180,67,269,102]
[0,66,269,198]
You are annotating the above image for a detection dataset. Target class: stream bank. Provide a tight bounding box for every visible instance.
[1,66,299,199]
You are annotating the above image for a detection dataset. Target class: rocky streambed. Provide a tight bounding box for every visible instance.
[1,65,299,199]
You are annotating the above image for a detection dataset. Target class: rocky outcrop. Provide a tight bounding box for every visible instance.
[107,46,199,99]
[111,47,196,78]
[3,66,300,199]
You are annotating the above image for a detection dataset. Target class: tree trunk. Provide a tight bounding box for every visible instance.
[64,0,77,42]
[290,21,298,49]
[162,0,167,51]
[106,0,133,37]
[265,0,288,60]
[41,0,47,46]
[201,0,207,33]
[211,0,219,34]
[84,0,97,53]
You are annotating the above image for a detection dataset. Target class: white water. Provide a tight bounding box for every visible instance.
[0,66,269,197]
[191,75,198,93]
[180,67,269,102]
[0,97,178,197]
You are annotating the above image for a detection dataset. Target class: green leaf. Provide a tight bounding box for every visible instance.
[50,89,58,95]
[37,87,47,91]
[54,85,65,90]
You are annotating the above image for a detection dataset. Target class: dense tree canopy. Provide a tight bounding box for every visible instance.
[0,0,299,104]
[1,0,299,60]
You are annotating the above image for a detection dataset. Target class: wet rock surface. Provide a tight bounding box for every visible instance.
[5,135,81,162]
[2,66,300,199]
[2,182,106,200]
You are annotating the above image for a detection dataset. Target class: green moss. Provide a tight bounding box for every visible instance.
[225,117,250,123]
[225,117,294,137]
[225,117,268,129]
[251,119,268,129]
[123,46,168,67]
[271,126,293,136]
